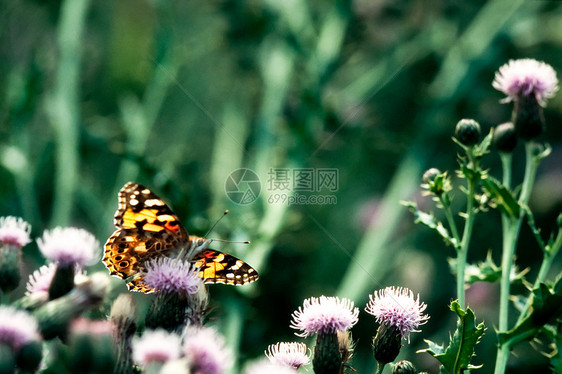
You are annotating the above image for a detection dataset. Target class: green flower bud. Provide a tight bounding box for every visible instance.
[455,119,481,147]
[392,360,416,374]
[493,122,517,153]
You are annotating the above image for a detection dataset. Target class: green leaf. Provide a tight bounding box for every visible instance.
[402,201,456,247]
[481,176,520,218]
[473,130,493,159]
[499,281,562,347]
[418,301,485,373]
[458,252,527,287]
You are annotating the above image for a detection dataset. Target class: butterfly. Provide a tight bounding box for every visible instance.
[103,182,258,293]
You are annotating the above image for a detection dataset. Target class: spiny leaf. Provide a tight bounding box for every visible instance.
[418,301,485,373]
[457,252,527,287]
[499,280,562,347]
[402,201,455,247]
[481,176,520,218]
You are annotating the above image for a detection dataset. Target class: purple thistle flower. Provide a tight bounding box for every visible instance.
[132,329,181,366]
[143,257,203,294]
[265,342,310,369]
[70,317,115,336]
[25,263,57,300]
[244,359,299,374]
[183,326,232,374]
[0,216,31,248]
[493,58,559,106]
[0,306,41,352]
[290,296,359,337]
[365,287,429,342]
[26,264,88,300]
[37,227,100,267]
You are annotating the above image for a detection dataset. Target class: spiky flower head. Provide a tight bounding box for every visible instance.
[265,342,310,369]
[493,58,558,106]
[290,296,359,337]
[37,227,100,267]
[0,216,31,248]
[244,359,299,374]
[183,326,232,374]
[132,329,181,366]
[365,287,429,342]
[0,306,41,352]
[143,257,203,295]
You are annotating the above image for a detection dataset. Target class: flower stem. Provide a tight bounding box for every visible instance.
[375,362,386,374]
[456,148,478,309]
[495,142,539,374]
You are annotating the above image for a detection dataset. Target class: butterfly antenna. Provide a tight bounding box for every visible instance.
[205,210,229,237]
[211,238,251,244]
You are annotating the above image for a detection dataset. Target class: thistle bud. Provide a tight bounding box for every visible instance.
[493,122,517,153]
[111,294,137,374]
[455,119,481,147]
[392,360,416,374]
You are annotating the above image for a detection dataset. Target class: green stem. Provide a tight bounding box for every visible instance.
[441,197,461,248]
[375,362,386,374]
[48,0,91,226]
[495,142,539,374]
[456,149,478,309]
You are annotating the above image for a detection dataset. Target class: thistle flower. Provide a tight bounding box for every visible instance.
[183,326,232,374]
[34,272,109,340]
[132,329,182,366]
[37,227,100,267]
[244,359,299,374]
[291,296,358,374]
[67,318,115,373]
[0,216,31,248]
[143,257,203,295]
[366,287,429,342]
[0,306,41,352]
[493,58,558,106]
[265,342,310,369]
[0,216,30,292]
[144,258,208,331]
[493,59,559,140]
[290,296,359,337]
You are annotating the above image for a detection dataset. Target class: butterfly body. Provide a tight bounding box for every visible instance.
[103,182,258,292]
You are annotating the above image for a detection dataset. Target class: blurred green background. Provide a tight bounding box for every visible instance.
[1,0,561,373]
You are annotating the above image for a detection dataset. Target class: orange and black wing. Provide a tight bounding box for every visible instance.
[102,182,189,281]
[193,249,258,285]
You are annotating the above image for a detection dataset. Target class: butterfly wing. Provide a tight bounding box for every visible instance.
[103,182,189,282]
[193,249,259,285]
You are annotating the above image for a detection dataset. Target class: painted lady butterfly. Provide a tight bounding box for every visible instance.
[103,182,258,292]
